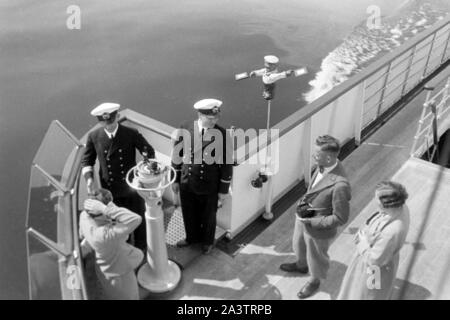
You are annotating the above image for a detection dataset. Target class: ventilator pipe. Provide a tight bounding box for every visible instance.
[126,160,181,293]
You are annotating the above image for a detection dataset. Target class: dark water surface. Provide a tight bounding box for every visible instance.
[1,0,447,299]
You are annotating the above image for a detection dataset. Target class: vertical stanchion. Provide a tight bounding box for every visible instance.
[301,118,313,185]
[430,102,439,161]
[441,28,450,63]
[353,81,366,146]
[423,33,437,78]
[401,46,417,97]
[126,160,181,293]
[377,62,392,117]
[235,56,308,221]
[410,90,433,157]
[262,99,274,220]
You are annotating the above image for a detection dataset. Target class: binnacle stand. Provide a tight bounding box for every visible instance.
[126,159,181,293]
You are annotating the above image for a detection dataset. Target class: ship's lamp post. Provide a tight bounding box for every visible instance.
[235,55,308,220]
[126,158,181,293]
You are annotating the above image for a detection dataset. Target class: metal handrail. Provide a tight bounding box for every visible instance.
[364,68,411,103]
[121,116,173,140]
[365,69,390,89]
[364,52,444,104]
[410,68,450,157]
[27,228,70,258]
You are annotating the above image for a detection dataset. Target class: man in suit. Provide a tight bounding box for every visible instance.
[80,188,144,300]
[280,135,351,299]
[81,102,155,252]
[171,99,233,254]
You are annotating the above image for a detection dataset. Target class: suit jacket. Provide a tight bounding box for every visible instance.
[302,162,351,239]
[81,124,155,197]
[171,120,233,195]
[79,203,144,279]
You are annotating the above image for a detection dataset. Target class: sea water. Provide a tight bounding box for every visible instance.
[0,0,448,299]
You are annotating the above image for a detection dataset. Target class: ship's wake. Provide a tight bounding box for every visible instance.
[304,1,450,103]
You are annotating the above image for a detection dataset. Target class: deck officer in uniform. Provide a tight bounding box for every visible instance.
[80,188,144,300]
[280,135,351,299]
[81,102,155,252]
[171,99,233,254]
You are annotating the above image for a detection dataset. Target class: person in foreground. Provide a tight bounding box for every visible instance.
[337,181,410,300]
[81,102,155,252]
[171,98,233,255]
[280,135,352,299]
[79,188,144,300]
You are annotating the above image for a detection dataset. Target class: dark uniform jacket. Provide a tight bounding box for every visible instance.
[302,162,352,239]
[171,120,233,195]
[81,124,155,197]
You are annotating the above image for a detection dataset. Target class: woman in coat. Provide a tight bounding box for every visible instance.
[337,181,410,300]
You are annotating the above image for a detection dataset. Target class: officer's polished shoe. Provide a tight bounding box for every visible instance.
[176,239,191,248]
[297,280,320,299]
[279,262,309,274]
[202,245,213,255]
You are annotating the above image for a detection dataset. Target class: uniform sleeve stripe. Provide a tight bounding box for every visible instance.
[81,166,93,176]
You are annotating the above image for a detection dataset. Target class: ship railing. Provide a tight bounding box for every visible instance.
[230,16,450,237]
[410,65,450,159]
[113,17,450,239]
[26,120,86,299]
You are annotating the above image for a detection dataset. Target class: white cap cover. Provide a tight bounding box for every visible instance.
[193,98,223,110]
[264,55,279,64]
[90,102,120,116]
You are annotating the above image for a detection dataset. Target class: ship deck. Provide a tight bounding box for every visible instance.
[141,74,450,300]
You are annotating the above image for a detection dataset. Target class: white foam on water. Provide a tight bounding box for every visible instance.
[303,2,449,104]
[415,18,428,26]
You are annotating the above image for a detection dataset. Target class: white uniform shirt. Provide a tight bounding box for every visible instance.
[311,161,339,189]
[104,125,119,139]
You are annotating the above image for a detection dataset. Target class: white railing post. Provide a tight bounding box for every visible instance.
[301,118,313,185]
[410,90,433,157]
[401,46,417,96]
[353,81,366,146]
[376,62,392,116]
[423,33,437,78]
[440,27,450,63]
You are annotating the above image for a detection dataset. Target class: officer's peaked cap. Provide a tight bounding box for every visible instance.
[90,103,120,117]
[264,55,279,64]
[194,99,223,115]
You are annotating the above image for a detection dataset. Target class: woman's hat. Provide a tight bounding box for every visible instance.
[376,181,408,208]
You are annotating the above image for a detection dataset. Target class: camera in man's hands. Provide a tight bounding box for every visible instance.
[296,201,316,218]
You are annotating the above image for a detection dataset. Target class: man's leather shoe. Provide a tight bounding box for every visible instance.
[279,262,309,274]
[297,280,320,299]
[202,245,213,255]
[176,239,191,248]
